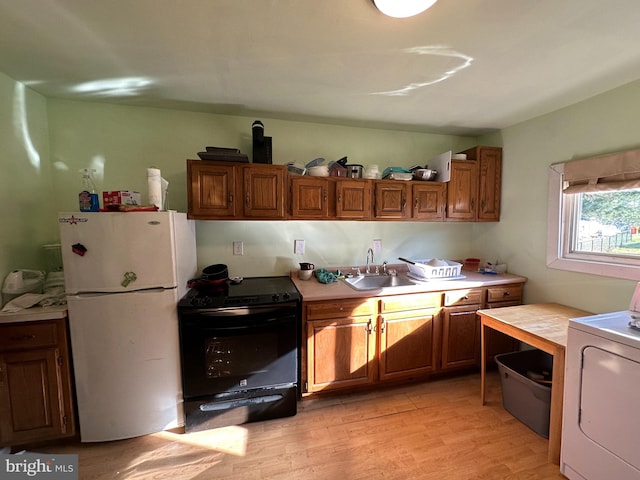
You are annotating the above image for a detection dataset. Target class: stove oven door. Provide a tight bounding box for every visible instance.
[179,304,298,399]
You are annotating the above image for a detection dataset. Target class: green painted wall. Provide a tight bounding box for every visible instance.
[0,72,56,291]
[475,79,640,313]
[4,70,640,315]
[46,98,477,277]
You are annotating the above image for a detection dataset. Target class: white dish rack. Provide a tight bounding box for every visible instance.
[407,259,462,280]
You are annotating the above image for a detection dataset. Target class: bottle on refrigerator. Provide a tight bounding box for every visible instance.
[79,168,99,212]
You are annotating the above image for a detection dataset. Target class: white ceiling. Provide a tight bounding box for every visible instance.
[2,0,640,135]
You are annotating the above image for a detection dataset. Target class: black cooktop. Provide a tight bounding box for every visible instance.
[179,276,300,309]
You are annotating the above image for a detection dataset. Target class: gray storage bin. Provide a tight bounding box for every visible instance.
[495,349,552,438]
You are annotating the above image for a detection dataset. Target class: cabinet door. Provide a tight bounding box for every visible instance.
[0,349,67,445]
[336,180,372,219]
[445,160,478,221]
[243,164,286,218]
[464,146,502,222]
[374,181,409,219]
[187,160,238,219]
[412,182,445,221]
[306,317,377,393]
[441,306,481,371]
[378,309,440,382]
[290,176,334,219]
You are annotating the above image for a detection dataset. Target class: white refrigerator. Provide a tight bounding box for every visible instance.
[58,211,197,442]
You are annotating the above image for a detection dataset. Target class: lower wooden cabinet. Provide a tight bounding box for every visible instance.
[304,294,441,393]
[378,311,440,381]
[0,318,75,446]
[303,281,525,395]
[378,293,441,382]
[441,288,484,372]
[305,299,377,393]
[306,316,377,392]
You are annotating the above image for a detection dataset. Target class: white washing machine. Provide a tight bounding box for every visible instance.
[562,310,640,479]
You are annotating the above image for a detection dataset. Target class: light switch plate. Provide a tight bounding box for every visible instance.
[373,239,382,255]
[294,239,305,255]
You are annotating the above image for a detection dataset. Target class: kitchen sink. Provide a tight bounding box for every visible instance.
[341,274,416,291]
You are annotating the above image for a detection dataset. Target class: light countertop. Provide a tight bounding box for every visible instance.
[290,264,527,302]
[0,304,68,323]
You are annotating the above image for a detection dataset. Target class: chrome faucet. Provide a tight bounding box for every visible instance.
[366,248,374,274]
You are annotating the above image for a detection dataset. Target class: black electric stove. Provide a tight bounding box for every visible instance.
[178,276,300,309]
[177,275,301,432]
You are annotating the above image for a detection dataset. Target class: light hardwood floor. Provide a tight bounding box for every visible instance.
[38,371,566,479]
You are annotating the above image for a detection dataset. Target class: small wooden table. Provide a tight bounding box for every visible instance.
[478,303,592,465]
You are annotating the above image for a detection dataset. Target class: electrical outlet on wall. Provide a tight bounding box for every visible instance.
[233,241,244,255]
[373,239,382,255]
[294,240,305,255]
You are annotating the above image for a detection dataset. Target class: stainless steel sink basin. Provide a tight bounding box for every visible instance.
[341,274,416,291]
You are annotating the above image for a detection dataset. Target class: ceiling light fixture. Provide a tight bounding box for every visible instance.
[373,0,437,18]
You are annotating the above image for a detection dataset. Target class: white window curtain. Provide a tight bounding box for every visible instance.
[561,148,640,194]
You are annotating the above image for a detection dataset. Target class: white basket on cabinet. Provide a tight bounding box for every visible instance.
[407,259,462,280]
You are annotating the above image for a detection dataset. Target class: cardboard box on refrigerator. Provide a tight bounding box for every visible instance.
[102,190,141,206]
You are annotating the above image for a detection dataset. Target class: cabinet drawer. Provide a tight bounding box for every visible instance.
[486,284,523,304]
[305,299,376,320]
[379,292,442,313]
[0,321,59,352]
[444,288,483,307]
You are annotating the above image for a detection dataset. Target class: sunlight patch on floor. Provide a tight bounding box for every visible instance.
[154,425,249,456]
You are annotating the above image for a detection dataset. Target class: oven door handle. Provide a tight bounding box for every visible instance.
[200,316,292,331]
[199,394,284,412]
[184,316,295,332]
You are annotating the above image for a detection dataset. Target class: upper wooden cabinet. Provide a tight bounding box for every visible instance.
[475,146,502,221]
[289,176,335,219]
[374,180,410,219]
[242,163,287,218]
[335,179,372,220]
[446,146,502,222]
[445,160,478,222]
[187,160,238,218]
[188,145,500,222]
[412,182,446,221]
[187,160,286,220]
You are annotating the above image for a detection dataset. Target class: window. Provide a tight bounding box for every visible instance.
[547,148,640,280]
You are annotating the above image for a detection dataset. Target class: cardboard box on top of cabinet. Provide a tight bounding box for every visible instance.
[102,191,141,206]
